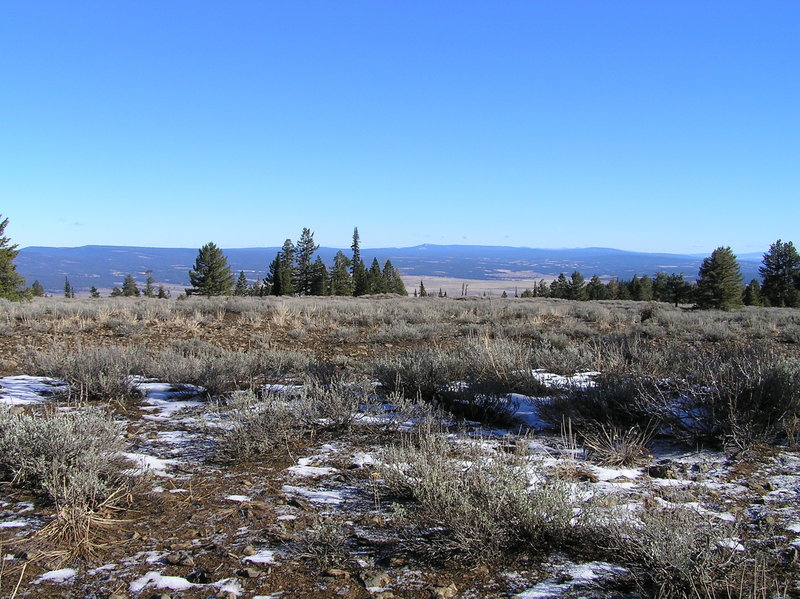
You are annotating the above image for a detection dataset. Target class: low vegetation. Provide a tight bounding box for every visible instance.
[0,294,798,597]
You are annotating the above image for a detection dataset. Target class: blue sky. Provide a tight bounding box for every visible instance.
[2,1,798,254]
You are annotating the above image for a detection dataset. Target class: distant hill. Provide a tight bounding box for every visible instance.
[16,244,763,294]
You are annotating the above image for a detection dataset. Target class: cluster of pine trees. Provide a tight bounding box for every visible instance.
[497,241,800,311]
[187,228,407,298]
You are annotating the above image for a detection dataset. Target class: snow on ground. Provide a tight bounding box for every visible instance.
[515,562,628,598]
[244,549,280,564]
[121,452,182,477]
[33,568,77,584]
[281,485,345,505]
[0,375,68,405]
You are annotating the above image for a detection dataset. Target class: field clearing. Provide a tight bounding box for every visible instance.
[1,296,799,598]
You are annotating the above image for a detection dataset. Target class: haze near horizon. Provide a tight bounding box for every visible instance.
[3,2,798,255]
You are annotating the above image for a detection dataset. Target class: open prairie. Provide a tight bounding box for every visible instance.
[1,295,799,598]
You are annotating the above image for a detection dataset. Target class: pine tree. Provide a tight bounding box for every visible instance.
[266,240,295,296]
[550,274,568,299]
[234,271,249,296]
[143,270,156,298]
[330,251,353,296]
[294,228,319,296]
[565,271,588,301]
[110,287,123,297]
[382,260,407,295]
[90,286,101,298]
[587,275,606,300]
[368,258,384,294]
[695,247,744,310]
[664,273,692,307]
[157,285,170,299]
[122,274,140,297]
[0,216,25,300]
[64,276,74,298]
[743,279,762,306]
[187,242,234,296]
[759,239,800,307]
[310,256,329,295]
[418,281,427,297]
[351,227,361,274]
[31,280,45,297]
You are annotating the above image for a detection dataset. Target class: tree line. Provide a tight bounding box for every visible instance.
[1,213,798,310]
[478,242,800,311]
[187,227,407,298]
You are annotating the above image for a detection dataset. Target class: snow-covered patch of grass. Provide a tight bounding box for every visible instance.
[121,452,181,477]
[281,485,345,505]
[244,549,280,564]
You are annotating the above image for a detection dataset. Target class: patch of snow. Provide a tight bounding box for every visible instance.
[0,375,68,405]
[244,549,279,564]
[130,571,195,593]
[351,452,376,468]
[0,519,32,528]
[282,485,344,505]
[34,568,76,584]
[591,465,642,481]
[215,578,244,595]
[121,452,181,477]
[288,465,336,477]
[787,522,800,534]
[225,495,251,502]
[516,562,627,598]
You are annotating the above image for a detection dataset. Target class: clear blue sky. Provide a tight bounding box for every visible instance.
[2,1,798,254]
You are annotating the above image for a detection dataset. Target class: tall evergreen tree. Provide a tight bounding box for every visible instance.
[122,274,141,297]
[329,251,353,296]
[368,257,385,294]
[565,270,588,300]
[310,256,329,296]
[234,271,249,296]
[143,270,156,297]
[293,228,319,295]
[663,273,692,307]
[31,280,45,297]
[157,285,170,299]
[187,242,234,296]
[90,286,101,298]
[550,273,568,299]
[586,275,606,300]
[351,227,361,273]
[759,239,800,307]
[382,260,407,295]
[695,247,744,310]
[64,276,74,298]
[266,240,295,296]
[743,279,762,306]
[0,216,25,300]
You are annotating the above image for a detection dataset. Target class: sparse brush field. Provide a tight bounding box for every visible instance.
[1,296,800,599]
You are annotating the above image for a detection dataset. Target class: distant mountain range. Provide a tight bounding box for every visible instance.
[16,244,763,294]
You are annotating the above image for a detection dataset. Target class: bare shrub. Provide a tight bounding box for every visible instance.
[147,340,308,397]
[215,390,302,461]
[644,346,800,447]
[380,433,585,563]
[298,515,349,570]
[21,343,146,401]
[0,407,130,508]
[606,505,792,598]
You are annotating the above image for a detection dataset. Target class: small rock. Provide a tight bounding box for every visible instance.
[430,582,458,598]
[169,542,192,551]
[361,570,391,588]
[109,594,127,599]
[238,567,261,578]
[242,544,256,556]
[375,592,396,599]
[165,553,182,565]
[324,568,351,579]
[179,555,195,567]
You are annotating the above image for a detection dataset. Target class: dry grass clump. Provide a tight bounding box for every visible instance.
[582,424,654,467]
